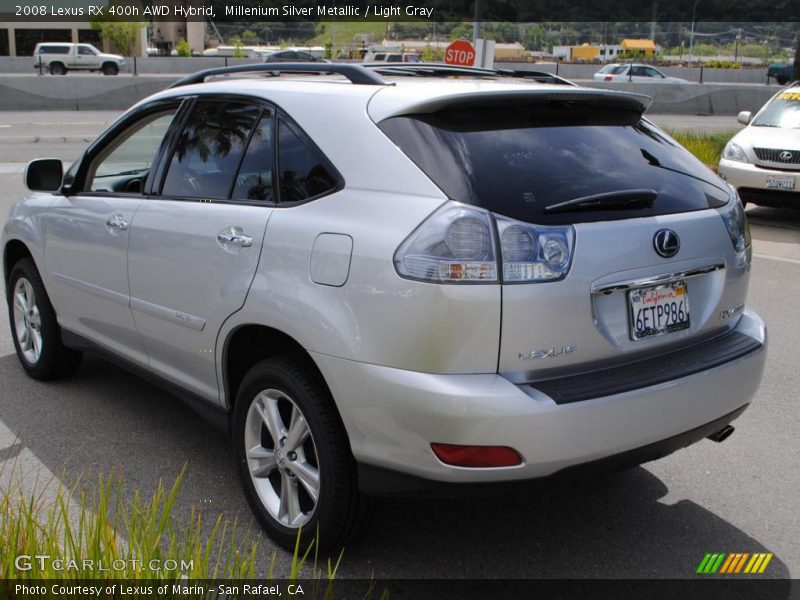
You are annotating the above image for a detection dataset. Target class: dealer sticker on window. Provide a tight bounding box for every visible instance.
[629,281,690,340]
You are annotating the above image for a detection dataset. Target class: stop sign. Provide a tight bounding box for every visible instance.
[445,39,476,67]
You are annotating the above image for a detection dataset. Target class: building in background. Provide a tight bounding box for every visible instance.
[620,39,657,57]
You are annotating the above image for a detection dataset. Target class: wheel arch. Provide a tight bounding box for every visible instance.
[3,238,35,283]
[222,323,331,412]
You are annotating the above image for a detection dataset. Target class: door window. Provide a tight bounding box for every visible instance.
[162,100,261,199]
[644,67,665,78]
[86,109,177,194]
[277,117,338,203]
[77,45,96,55]
[232,110,275,201]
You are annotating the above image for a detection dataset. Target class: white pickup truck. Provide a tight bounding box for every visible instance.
[34,42,126,76]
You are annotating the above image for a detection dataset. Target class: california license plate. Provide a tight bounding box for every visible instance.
[766,175,795,190]
[628,282,690,340]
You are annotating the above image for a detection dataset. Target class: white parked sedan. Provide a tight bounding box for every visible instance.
[718,85,800,207]
[594,63,688,83]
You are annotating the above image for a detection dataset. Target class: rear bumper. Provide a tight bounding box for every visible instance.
[357,404,748,496]
[313,309,766,492]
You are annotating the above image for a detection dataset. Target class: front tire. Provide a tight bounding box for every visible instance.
[7,259,82,380]
[776,74,788,85]
[101,62,119,76]
[233,356,372,553]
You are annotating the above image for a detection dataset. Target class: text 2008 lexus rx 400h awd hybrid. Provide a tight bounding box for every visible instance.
[2,64,766,551]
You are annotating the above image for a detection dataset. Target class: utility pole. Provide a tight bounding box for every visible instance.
[734,28,742,64]
[473,0,481,43]
[688,0,700,65]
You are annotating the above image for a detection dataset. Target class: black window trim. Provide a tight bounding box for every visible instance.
[147,93,344,208]
[65,92,344,208]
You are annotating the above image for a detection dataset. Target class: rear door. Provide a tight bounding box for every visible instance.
[126,97,275,401]
[379,99,749,383]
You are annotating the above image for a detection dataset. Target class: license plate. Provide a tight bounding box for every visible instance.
[628,282,690,341]
[766,175,796,190]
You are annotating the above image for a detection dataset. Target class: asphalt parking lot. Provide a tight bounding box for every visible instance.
[0,111,798,581]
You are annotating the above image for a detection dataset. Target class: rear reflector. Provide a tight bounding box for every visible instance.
[430,443,523,468]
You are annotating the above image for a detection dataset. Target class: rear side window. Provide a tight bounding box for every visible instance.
[276,117,338,203]
[39,46,70,54]
[162,100,261,199]
[232,110,275,201]
[379,103,729,225]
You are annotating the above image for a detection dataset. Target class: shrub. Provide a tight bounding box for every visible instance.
[175,38,191,58]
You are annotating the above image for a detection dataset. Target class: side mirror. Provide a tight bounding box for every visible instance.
[737,111,752,125]
[24,158,63,192]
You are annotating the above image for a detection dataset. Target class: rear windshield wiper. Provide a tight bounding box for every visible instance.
[544,189,658,213]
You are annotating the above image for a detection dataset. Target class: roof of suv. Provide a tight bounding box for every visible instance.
[147,72,652,123]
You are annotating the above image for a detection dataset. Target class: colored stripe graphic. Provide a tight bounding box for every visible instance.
[700,552,773,574]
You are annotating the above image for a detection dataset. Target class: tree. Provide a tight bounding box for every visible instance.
[241,30,259,45]
[89,19,144,56]
[450,22,472,42]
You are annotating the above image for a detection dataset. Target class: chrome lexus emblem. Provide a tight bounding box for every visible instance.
[653,229,680,258]
[779,151,793,161]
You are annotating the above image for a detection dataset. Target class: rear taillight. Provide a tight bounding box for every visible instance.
[496,215,574,282]
[720,193,751,262]
[394,202,574,284]
[604,75,613,81]
[394,203,498,282]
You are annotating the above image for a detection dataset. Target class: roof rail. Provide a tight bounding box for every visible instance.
[169,62,387,89]
[363,62,576,86]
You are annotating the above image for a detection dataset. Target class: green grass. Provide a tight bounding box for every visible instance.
[309,22,389,47]
[0,465,340,584]
[665,130,737,167]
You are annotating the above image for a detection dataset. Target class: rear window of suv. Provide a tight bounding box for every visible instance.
[379,102,729,225]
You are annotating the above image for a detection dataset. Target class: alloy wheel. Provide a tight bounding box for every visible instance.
[244,388,320,528]
[12,277,43,364]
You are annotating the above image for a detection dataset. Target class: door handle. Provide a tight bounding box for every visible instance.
[217,226,253,248]
[106,214,129,231]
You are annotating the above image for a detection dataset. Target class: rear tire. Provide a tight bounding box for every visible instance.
[776,74,788,85]
[49,62,66,76]
[101,62,119,76]
[7,259,82,380]
[232,356,372,553]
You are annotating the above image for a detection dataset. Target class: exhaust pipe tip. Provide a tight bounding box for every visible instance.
[707,425,735,443]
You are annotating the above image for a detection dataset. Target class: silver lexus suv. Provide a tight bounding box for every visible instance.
[2,64,767,551]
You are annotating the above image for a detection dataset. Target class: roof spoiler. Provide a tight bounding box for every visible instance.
[377,88,653,120]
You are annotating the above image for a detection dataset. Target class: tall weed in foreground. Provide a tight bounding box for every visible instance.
[0,464,341,584]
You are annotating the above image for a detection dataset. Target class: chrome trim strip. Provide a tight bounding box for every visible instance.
[591,263,725,294]
[130,297,206,332]
[52,272,129,306]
